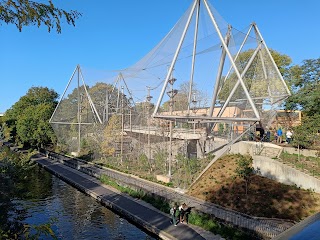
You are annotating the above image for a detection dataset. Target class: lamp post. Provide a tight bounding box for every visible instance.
[191,92,198,134]
[78,93,84,154]
[166,77,178,178]
[128,97,133,132]
[146,87,153,165]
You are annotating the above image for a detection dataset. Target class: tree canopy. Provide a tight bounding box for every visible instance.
[162,81,208,112]
[285,58,320,116]
[284,57,320,149]
[0,0,81,32]
[218,49,292,102]
[291,114,320,149]
[4,86,58,148]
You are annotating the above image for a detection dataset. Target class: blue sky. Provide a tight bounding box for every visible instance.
[0,0,319,113]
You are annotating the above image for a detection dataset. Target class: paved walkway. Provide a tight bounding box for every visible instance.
[33,154,223,240]
[41,150,294,239]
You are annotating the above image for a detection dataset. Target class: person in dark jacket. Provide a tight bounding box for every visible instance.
[170,205,177,226]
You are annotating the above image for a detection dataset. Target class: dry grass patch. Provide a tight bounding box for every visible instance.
[188,154,320,221]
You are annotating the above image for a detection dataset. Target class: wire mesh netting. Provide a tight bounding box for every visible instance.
[50,0,290,189]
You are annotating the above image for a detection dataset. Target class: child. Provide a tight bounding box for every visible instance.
[170,205,177,226]
[179,203,188,223]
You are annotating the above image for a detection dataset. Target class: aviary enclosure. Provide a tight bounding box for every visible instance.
[49,0,290,189]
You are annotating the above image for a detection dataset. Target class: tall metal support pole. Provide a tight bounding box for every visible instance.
[209,25,232,117]
[79,68,102,124]
[252,23,291,96]
[222,24,253,85]
[252,23,268,84]
[117,81,121,114]
[77,65,81,153]
[120,86,124,164]
[215,44,262,120]
[120,73,135,107]
[147,87,152,164]
[153,0,199,116]
[187,0,200,113]
[203,0,260,120]
[104,90,109,123]
[50,66,78,123]
[210,27,260,130]
[259,48,271,101]
[169,93,173,178]
[254,24,271,105]
[129,107,132,132]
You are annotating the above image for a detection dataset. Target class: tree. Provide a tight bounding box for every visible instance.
[0,124,4,142]
[89,82,114,119]
[282,58,320,150]
[285,58,320,116]
[269,49,292,79]
[292,114,320,149]
[162,81,207,112]
[154,147,168,174]
[219,49,292,102]
[0,0,81,33]
[235,154,254,195]
[100,115,122,157]
[16,103,56,148]
[4,86,58,147]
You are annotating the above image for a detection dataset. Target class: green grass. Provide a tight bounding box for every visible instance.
[279,152,320,178]
[99,174,256,239]
[188,212,256,239]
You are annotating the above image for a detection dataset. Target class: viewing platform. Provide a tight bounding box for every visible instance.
[124,125,207,140]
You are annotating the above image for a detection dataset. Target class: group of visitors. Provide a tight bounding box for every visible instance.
[170,203,191,226]
[274,127,293,144]
[249,125,294,144]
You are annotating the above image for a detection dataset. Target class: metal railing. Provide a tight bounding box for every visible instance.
[40,149,294,239]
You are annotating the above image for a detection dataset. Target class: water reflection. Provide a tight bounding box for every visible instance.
[6,166,156,239]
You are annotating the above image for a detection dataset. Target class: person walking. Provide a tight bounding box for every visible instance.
[277,127,283,144]
[286,129,293,144]
[170,205,177,226]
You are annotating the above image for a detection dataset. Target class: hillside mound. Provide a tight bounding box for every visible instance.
[188,154,320,221]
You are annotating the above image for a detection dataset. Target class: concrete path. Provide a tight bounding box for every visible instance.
[33,154,223,240]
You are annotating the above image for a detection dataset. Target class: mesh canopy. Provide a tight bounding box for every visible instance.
[50,0,291,188]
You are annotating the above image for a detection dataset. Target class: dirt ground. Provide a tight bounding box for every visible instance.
[188,154,320,221]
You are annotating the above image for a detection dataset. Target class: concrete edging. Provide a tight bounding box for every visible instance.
[253,156,320,193]
[37,159,176,240]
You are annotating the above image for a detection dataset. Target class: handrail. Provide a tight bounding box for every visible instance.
[39,148,295,238]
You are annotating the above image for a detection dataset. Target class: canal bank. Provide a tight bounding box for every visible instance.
[40,150,294,239]
[32,153,221,240]
[0,149,157,239]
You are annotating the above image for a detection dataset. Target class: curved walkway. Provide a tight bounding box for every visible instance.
[40,150,295,239]
[32,154,222,240]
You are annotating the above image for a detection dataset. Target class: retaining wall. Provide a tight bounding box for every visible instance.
[253,156,320,193]
[283,147,318,158]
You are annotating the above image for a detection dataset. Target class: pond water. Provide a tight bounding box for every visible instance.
[1,165,157,240]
